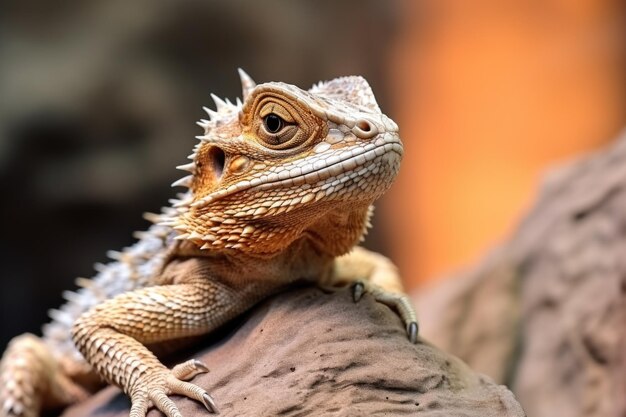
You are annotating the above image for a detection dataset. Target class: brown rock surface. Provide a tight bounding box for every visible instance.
[61,287,524,417]
[416,129,626,417]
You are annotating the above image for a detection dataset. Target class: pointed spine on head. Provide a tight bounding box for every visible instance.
[210,93,228,112]
[238,68,256,101]
[197,119,210,129]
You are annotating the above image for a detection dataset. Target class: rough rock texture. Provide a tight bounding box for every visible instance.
[60,287,523,417]
[416,129,626,417]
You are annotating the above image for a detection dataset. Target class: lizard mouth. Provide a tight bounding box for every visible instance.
[190,138,403,209]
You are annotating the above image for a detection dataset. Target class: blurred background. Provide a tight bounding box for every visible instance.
[0,0,624,351]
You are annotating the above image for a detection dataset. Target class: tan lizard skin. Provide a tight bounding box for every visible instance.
[0,70,417,417]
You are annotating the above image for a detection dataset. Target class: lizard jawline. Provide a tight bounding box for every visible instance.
[190,140,402,210]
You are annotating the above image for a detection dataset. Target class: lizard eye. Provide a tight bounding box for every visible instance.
[250,94,322,150]
[263,114,283,133]
[257,105,299,148]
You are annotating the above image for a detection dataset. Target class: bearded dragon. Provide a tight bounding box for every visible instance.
[0,70,417,417]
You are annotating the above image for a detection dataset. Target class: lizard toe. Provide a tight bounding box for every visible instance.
[150,389,183,417]
[171,359,210,381]
[358,284,419,344]
[167,374,218,413]
[129,392,150,417]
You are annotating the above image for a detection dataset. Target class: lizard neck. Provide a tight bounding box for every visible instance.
[163,203,373,294]
[167,237,336,293]
[304,204,372,257]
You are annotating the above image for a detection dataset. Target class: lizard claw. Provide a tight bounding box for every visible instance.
[202,392,219,414]
[171,359,210,380]
[352,281,419,344]
[407,321,419,344]
[352,281,365,302]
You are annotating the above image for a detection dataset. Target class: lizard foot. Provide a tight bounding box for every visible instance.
[352,281,419,344]
[129,360,218,417]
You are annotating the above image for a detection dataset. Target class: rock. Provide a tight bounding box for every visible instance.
[61,287,524,417]
[416,129,626,417]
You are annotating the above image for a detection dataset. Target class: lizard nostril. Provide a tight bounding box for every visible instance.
[352,119,378,139]
[208,146,226,178]
[356,120,371,132]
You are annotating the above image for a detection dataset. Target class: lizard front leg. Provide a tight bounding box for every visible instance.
[326,246,418,343]
[71,280,248,417]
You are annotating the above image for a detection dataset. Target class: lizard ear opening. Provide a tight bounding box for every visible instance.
[194,145,226,194]
[208,146,226,179]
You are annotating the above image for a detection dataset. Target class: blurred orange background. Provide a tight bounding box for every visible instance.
[385,0,625,287]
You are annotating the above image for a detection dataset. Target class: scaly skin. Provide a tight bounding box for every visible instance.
[0,70,417,417]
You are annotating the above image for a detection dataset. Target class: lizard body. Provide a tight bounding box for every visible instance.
[0,70,416,417]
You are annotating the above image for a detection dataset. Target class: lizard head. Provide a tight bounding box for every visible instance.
[164,69,402,256]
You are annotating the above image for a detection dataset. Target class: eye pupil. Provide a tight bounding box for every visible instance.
[264,114,283,133]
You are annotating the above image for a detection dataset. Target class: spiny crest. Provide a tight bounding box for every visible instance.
[180,69,258,196]
[195,93,240,133]
[195,68,257,133]
[161,70,260,236]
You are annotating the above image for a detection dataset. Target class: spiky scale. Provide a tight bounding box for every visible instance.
[237,68,256,100]
[210,93,227,111]
[197,119,210,129]
[176,163,196,173]
[142,212,162,224]
[203,106,218,121]
[171,175,193,188]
